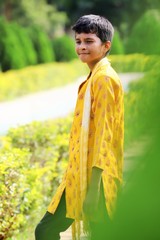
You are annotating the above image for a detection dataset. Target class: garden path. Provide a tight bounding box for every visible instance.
[0,72,143,136]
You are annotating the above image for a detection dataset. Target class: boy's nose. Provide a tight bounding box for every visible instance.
[79,43,86,50]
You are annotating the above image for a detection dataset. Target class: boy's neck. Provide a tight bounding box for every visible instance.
[87,57,105,71]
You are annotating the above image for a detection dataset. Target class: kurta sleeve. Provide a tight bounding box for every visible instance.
[91,75,117,172]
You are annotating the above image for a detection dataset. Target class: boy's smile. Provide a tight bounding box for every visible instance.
[75,33,110,70]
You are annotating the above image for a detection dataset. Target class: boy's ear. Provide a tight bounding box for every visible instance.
[104,41,111,52]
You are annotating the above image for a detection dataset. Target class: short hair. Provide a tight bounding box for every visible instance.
[72,14,114,43]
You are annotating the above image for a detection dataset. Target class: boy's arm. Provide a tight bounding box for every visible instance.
[83,75,115,219]
[83,166,103,219]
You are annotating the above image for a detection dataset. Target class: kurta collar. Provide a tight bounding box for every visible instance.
[78,57,110,92]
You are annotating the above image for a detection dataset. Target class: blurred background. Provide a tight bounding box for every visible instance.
[0,0,160,239]
[0,0,160,73]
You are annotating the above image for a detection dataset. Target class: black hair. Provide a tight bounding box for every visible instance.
[72,14,114,43]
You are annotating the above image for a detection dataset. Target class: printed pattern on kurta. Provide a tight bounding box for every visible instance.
[48,57,124,220]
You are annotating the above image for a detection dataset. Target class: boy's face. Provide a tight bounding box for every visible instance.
[75,32,110,70]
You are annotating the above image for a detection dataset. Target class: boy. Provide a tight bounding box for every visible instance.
[35,14,124,240]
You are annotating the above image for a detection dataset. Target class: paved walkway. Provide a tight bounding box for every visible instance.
[0,72,143,136]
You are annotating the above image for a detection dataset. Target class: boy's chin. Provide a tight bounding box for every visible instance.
[78,57,88,63]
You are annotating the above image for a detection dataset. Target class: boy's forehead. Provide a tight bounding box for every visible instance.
[75,32,97,39]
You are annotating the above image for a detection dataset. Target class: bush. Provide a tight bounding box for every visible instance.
[110,30,125,55]
[52,35,77,62]
[109,54,159,72]
[28,26,55,63]
[11,23,37,66]
[126,9,160,55]
[0,117,72,239]
[0,147,32,239]
[107,54,160,240]
[124,57,160,146]
[0,19,27,72]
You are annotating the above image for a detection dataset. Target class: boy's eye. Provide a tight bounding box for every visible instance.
[85,40,93,43]
[75,40,81,44]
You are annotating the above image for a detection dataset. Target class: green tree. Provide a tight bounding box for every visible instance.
[126,9,160,55]
[47,0,160,35]
[0,0,68,37]
[28,26,55,63]
[52,35,77,61]
[110,30,125,55]
[11,23,37,65]
[0,18,27,71]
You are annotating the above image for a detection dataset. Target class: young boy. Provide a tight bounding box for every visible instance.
[35,14,124,240]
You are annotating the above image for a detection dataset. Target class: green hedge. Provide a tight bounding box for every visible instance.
[0,19,55,72]
[124,59,160,146]
[11,23,37,66]
[126,9,160,55]
[28,26,55,64]
[109,54,159,73]
[110,30,125,55]
[52,35,77,62]
[106,52,160,240]
[0,117,72,239]
[0,19,27,72]
[0,148,35,239]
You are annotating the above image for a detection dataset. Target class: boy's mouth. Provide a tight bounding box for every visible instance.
[79,52,89,55]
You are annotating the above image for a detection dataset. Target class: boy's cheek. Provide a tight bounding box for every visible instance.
[75,48,79,55]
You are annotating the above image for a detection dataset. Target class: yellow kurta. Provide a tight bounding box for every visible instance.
[48,57,124,220]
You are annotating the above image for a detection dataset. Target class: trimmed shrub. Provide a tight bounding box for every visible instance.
[52,35,77,62]
[107,56,160,240]
[0,148,37,240]
[110,30,125,55]
[126,9,160,55]
[109,54,159,73]
[28,26,55,63]
[124,57,160,146]
[0,117,72,239]
[0,19,27,72]
[11,23,38,66]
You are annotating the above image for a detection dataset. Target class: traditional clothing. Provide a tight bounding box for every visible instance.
[48,57,124,222]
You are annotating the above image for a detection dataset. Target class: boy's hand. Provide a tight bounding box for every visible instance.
[83,184,100,220]
[83,167,102,220]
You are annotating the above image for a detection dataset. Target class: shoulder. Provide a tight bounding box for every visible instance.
[91,65,122,90]
[90,65,123,101]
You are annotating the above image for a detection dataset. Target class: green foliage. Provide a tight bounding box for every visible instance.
[124,57,160,146]
[0,18,38,71]
[0,148,32,239]
[28,26,55,63]
[106,51,160,240]
[110,30,125,55]
[109,54,159,72]
[48,0,160,33]
[0,117,72,239]
[10,23,38,66]
[52,35,77,62]
[0,0,68,37]
[126,9,160,55]
[0,18,27,72]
